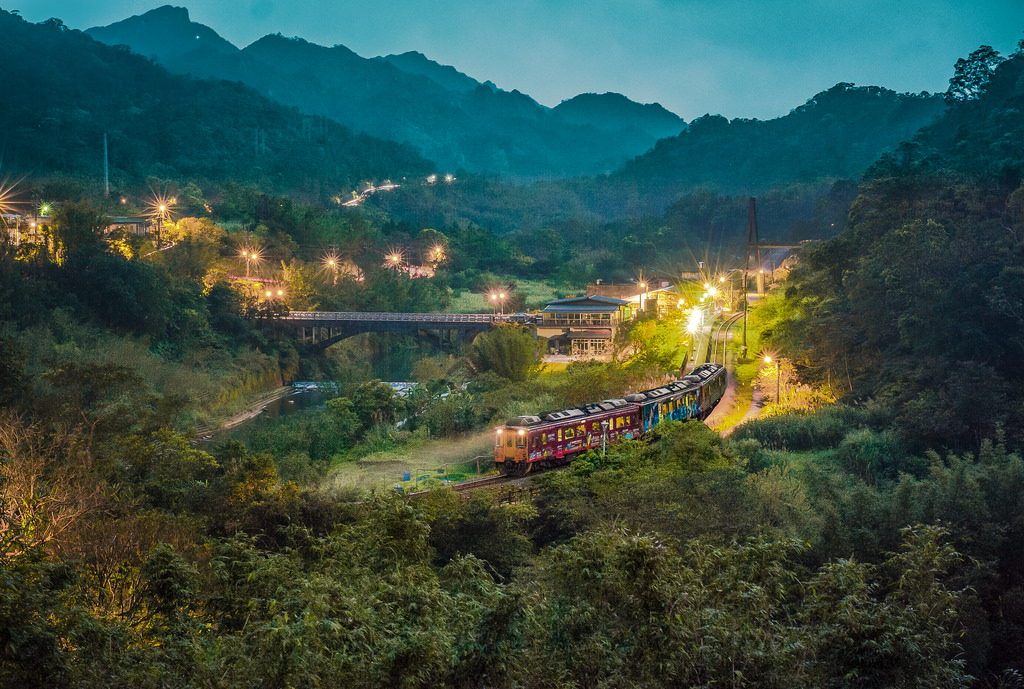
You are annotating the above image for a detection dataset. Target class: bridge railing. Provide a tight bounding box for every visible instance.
[283,311,497,323]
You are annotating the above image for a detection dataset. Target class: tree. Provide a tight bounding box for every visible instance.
[350,380,403,428]
[49,200,106,260]
[0,412,106,556]
[947,45,1003,102]
[468,325,535,382]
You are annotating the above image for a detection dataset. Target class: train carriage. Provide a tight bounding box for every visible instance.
[494,363,726,475]
[690,363,727,418]
[495,400,642,475]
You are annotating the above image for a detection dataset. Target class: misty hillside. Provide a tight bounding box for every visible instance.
[85,5,688,178]
[0,10,431,198]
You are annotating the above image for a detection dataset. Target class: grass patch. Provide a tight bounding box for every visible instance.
[324,429,496,492]
[536,361,569,373]
[449,278,580,313]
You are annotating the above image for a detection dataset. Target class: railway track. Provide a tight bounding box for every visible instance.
[401,471,534,500]
[709,311,744,366]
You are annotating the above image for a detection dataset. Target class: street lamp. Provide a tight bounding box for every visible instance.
[384,246,405,270]
[764,354,780,403]
[600,420,609,457]
[240,247,262,278]
[148,194,175,249]
[489,291,507,315]
[686,306,703,365]
[323,252,340,285]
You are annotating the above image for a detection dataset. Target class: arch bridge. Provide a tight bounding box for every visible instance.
[279,311,500,352]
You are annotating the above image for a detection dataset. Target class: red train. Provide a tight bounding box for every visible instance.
[494,363,727,475]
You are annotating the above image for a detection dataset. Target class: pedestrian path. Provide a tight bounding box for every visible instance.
[704,351,763,436]
[723,386,763,437]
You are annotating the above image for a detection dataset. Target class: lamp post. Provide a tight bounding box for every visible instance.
[764,355,780,403]
[156,204,166,248]
[489,291,506,316]
[600,420,609,457]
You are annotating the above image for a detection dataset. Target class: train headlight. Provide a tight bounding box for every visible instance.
[518,429,525,436]
[496,428,503,434]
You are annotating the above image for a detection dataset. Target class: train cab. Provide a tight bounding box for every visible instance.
[495,402,642,475]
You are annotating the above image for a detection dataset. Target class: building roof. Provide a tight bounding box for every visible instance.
[542,295,627,313]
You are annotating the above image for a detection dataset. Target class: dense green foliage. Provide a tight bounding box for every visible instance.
[4,34,1024,688]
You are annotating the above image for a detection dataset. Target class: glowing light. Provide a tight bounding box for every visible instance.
[146,190,177,249]
[444,173,455,183]
[763,355,772,363]
[240,246,262,277]
[0,180,21,222]
[384,246,405,268]
[686,307,703,334]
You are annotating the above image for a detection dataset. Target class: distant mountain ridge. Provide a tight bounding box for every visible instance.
[85,5,687,178]
[615,82,945,196]
[378,51,491,95]
[0,9,430,198]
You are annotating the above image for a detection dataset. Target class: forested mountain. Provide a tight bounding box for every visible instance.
[0,9,430,199]
[774,48,1024,450]
[86,5,688,179]
[617,82,945,193]
[552,92,685,141]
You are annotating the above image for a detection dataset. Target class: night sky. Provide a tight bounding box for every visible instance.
[9,0,1024,121]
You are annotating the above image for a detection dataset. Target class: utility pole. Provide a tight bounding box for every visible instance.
[103,133,109,197]
[741,198,759,356]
